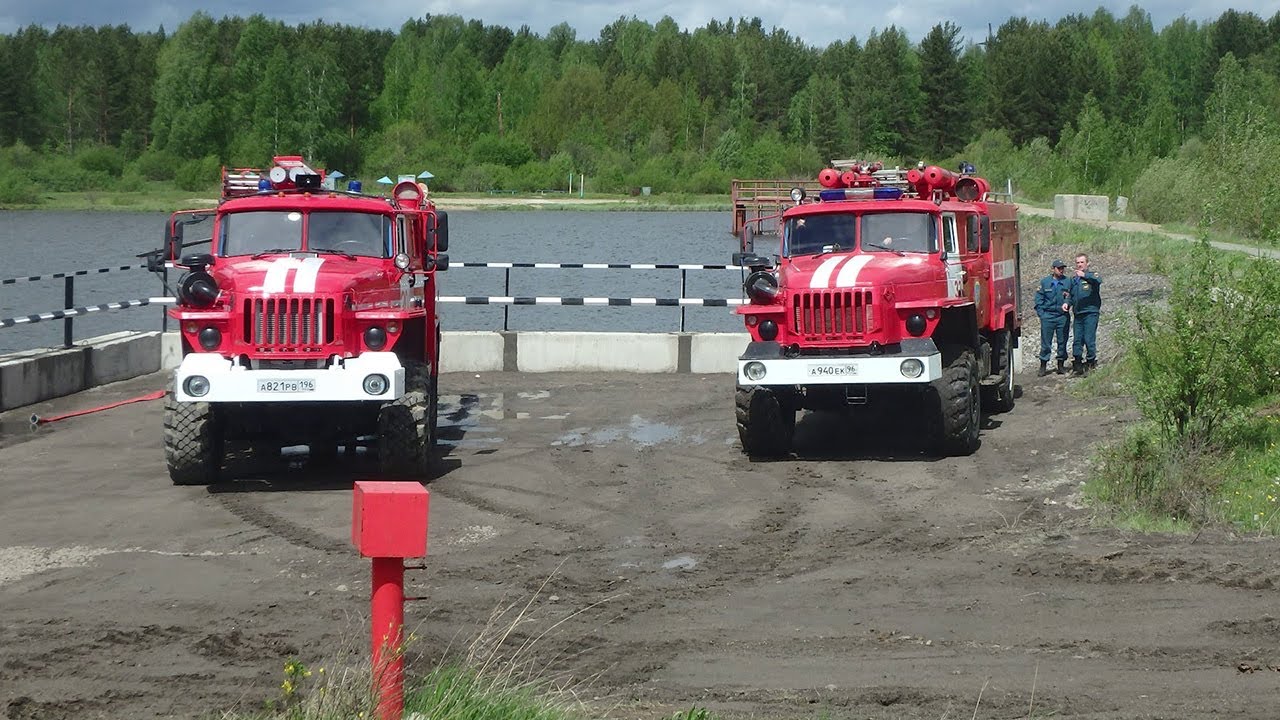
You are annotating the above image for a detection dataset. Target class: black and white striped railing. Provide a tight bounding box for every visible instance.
[0,299,157,328]
[452,262,744,270]
[0,264,147,285]
[439,296,743,306]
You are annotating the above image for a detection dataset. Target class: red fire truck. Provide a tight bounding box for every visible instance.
[151,156,449,484]
[732,162,1021,457]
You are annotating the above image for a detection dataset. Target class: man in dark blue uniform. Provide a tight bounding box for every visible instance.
[1035,259,1072,376]
[1069,253,1103,375]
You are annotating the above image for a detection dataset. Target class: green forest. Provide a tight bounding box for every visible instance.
[1,7,1279,239]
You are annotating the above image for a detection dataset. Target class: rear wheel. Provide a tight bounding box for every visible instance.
[378,361,434,479]
[164,393,223,486]
[736,384,795,458]
[932,345,980,456]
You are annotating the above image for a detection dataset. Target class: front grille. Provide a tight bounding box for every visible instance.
[792,289,874,339]
[244,296,336,350]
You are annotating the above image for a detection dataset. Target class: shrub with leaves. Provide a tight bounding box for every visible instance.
[1127,241,1280,450]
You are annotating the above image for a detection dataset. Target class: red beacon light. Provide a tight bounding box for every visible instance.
[392,180,426,210]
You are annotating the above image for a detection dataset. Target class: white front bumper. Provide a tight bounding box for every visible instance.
[737,352,942,386]
[174,352,406,403]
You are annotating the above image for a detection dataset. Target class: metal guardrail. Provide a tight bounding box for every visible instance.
[0,263,151,347]
[0,261,750,344]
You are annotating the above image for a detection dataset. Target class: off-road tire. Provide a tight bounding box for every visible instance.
[735,384,795,458]
[378,360,434,479]
[980,330,1016,414]
[428,372,439,451]
[164,393,222,486]
[932,345,981,456]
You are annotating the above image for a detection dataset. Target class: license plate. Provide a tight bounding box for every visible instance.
[256,378,316,393]
[807,363,857,377]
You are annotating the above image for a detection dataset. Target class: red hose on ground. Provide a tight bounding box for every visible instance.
[29,390,166,425]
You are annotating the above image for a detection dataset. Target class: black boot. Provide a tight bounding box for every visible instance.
[1056,359,1066,375]
[1038,361,1048,377]
[1087,359,1097,370]
[1072,358,1084,376]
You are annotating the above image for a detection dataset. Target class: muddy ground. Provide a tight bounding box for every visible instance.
[5,234,1280,719]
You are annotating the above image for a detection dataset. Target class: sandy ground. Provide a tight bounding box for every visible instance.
[3,215,1279,719]
[3,359,1280,719]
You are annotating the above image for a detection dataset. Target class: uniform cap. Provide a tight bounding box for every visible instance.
[1051,259,1067,268]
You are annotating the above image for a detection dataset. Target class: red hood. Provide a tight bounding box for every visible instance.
[212,256,391,297]
[781,252,942,296]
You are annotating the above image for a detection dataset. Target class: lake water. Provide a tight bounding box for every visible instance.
[0,210,748,353]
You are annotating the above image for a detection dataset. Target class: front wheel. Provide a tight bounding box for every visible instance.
[931,345,980,456]
[378,361,434,479]
[164,393,223,485]
[736,384,795,458]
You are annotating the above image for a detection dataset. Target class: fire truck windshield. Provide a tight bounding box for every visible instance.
[785,213,857,256]
[860,212,937,254]
[221,211,303,256]
[308,212,392,258]
[220,210,392,258]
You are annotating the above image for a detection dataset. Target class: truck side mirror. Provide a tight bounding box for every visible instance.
[428,211,449,253]
[979,216,991,253]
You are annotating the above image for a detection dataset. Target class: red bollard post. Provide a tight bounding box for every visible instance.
[352,481,429,720]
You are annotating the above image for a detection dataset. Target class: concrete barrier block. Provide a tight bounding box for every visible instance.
[689,333,750,374]
[86,331,161,386]
[439,331,505,373]
[517,332,678,373]
[161,331,183,370]
[1053,194,1108,222]
[0,347,88,411]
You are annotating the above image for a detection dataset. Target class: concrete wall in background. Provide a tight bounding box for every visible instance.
[2,330,750,412]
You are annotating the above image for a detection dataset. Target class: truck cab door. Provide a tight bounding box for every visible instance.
[942,213,964,299]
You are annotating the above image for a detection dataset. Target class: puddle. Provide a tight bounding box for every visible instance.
[0,417,41,450]
[553,415,683,448]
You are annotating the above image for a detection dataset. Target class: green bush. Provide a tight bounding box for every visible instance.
[470,134,535,168]
[455,163,507,192]
[0,172,40,204]
[131,150,183,181]
[76,145,126,177]
[25,154,110,192]
[175,155,222,192]
[1130,156,1203,225]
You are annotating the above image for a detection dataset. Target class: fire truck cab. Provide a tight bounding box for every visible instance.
[733,162,1021,457]
[154,156,449,485]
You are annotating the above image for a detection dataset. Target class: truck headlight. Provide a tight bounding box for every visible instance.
[364,326,387,350]
[198,326,221,350]
[363,374,389,395]
[744,361,767,382]
[184,375,211,397]
[900,359,924,379]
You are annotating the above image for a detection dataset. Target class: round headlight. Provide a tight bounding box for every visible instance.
[364,326,387,351]
[394,253,410,270]
[184,375,210,397]
[900,359,924,379]
[198,326,222,350]
[758,320,778,341]
[790,187,806,203]
[744,361,767,382]
[905,314,927,336]
[363,374,389,395]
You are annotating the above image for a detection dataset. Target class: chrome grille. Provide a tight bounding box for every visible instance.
[792,290,874,339]
[244,296,335,349]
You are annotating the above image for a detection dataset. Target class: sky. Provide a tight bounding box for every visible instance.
[2,0,1277,47]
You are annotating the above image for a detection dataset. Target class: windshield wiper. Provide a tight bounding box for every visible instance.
[864,242,905,257]
[312,248,358,261]
[251,248,300,259]
[813,243,842,257]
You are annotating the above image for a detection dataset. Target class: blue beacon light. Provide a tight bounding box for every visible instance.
[348,180,362,193]
[257,178,272,192]
[818,187,903,202]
